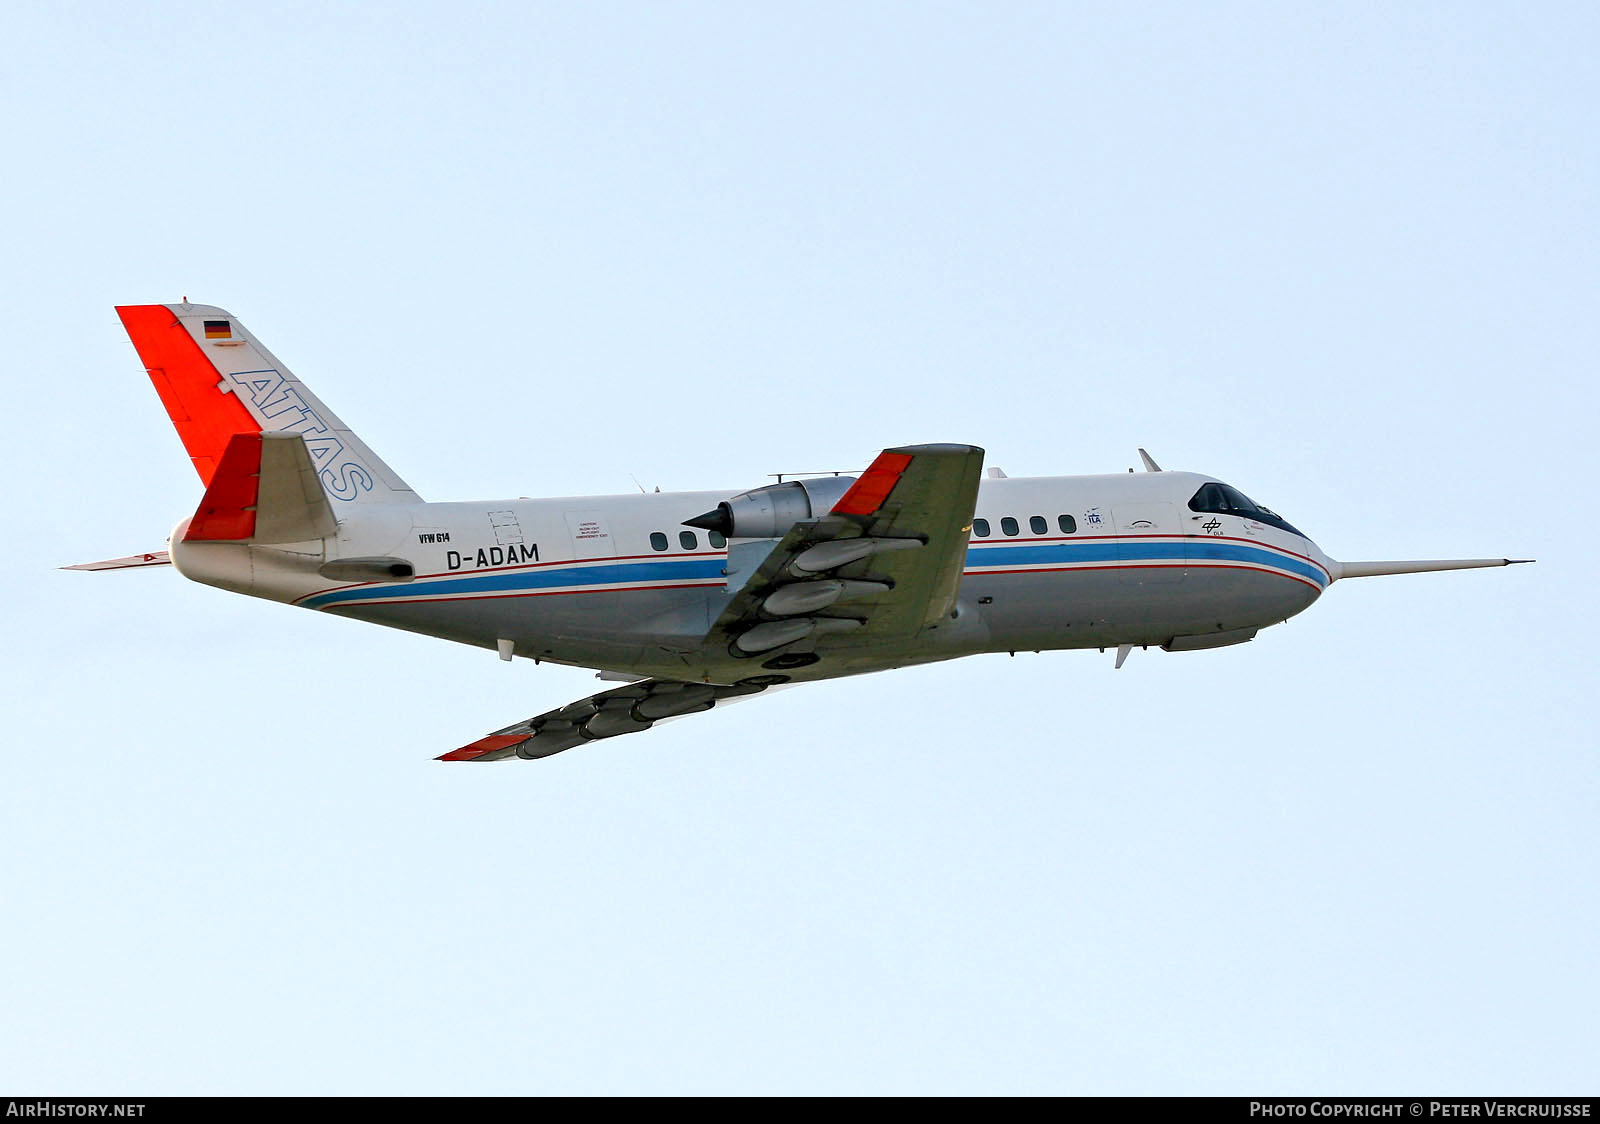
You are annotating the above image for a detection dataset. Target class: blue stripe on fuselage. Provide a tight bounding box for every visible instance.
[301,556,728,609]
[301,538,1326,610]
[964,539,1328,587]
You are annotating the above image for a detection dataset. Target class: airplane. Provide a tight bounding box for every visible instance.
[69,302,1532,762]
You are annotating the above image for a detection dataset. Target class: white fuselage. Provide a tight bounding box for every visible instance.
[171,470,1332,684]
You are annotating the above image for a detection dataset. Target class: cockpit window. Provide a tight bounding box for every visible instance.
[1188,482,1303,536]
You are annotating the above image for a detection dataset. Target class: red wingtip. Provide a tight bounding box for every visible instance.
[831,451,913,516]
[116,304,259,485]
[437,734,528,762]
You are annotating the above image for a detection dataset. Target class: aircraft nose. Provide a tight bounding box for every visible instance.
[1298,537,1338,585]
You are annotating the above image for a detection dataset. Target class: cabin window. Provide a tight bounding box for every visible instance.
[1059,514,1077,534]
[1001,516,1019,537]
[972,518,990,538]
[679,530,698,550]
[649,532,668,551]
[708,531,726,549]
[1029,515,1047,535]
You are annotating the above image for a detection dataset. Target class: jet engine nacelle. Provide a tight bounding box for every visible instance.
[685,476,858,539]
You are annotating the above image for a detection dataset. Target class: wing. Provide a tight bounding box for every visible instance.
[437,677,783,762]
[706,443,984,661]
[440,443,984,763]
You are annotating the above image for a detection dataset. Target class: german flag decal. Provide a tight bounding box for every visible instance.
[203,320,232,339]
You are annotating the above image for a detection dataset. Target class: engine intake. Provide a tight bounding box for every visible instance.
[685,476,857,539]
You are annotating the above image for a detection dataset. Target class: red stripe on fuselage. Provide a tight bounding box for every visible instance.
[300,534,1326,609]
[291,551,730,604]
[968,532,1331,580]
[961,560,1325,593]
[314,580,726,611]
[313,560,1320,615]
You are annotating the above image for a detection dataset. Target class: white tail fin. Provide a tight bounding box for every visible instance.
[116,302,421,505]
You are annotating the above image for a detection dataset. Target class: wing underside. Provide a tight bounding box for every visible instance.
[439,677,779,761]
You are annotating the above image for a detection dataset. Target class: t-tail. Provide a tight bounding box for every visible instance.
[65,302,421,570]
[115,302,420,509]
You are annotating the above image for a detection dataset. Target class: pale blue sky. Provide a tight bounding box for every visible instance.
[3,1,1595,1094]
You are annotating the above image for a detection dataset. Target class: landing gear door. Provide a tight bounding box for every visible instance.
[563,511,615,560]
[1114,502,1185,584]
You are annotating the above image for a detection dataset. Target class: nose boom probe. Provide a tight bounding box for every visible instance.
[1330,558,1534,580]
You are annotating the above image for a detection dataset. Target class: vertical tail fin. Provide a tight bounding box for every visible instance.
[115,303,422,505]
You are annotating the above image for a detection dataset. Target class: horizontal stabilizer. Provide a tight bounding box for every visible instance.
[62,551,171,571]
[1334,558,1533,580]
[184,431,338,544]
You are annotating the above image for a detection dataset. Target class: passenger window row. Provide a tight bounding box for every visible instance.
[649,529,727,552]
[971,514,1077,538]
